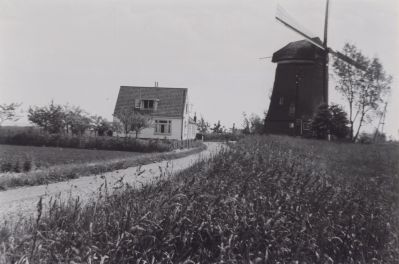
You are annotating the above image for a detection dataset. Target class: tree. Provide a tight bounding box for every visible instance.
[211,120,224,134]
[130,113,151,138]
[242,112,265,135]
[230,123,237,134]
[311,103,349,140]
[249,114,265,134]
[242,113,251,135]
[91,115,112,136]
[311,104,332,139]
[63,105,91,135]
[197,117,210,134]
[0,103,21,126]
[28,101,65,134]
[329,104,349,139]
[333,43,391,141]
[114,107,151,138]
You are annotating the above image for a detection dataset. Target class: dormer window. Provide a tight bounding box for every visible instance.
[142,100,154,109]
[135,99,158,110]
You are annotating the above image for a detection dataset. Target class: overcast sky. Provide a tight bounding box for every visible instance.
[1,0,398,138]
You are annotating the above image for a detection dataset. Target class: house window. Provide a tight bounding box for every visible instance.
[279,97,284,105]
[142,100,154,109]
[155,120,171,134]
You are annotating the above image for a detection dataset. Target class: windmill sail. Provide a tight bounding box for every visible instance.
[328,48,367,71]
[275,4,366,71]
[276,5,326,50]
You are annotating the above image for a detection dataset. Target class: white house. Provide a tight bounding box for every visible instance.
[113,85,198,140]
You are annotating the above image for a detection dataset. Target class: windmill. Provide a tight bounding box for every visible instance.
[265,0,366,136]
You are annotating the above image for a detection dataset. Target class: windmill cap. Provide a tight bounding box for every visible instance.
[272,37,325,63]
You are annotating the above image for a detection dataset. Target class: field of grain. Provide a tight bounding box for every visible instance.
[1,135,398,263]
[0,144,142,171]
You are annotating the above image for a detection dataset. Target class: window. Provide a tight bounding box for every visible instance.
[142,100,154,109]
[154,120,171,134]
[279,97,284,105]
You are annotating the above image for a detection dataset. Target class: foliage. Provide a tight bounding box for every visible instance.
[242,112,251,135]
[197,117,210,134]
[333,43,392,141]
[311,103,331,139]
[0,130,204,161]
[114,107,151,137]
[210,120,224,134]
[329,104,350,138]
[311,103,349,139]
[0,103,21,126]
[131,113,152,138]
[0,132,183,153]
[27,102,113,136]
[203,132,243,142]
[242,112,265,135]
[91,115,112,136]
[1,136,398,263]
[63,105,92,136]
[28,101,66,134]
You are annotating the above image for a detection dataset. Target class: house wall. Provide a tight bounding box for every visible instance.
[181,97,198,140]
[139,117,182,140]
[114,116,183,140]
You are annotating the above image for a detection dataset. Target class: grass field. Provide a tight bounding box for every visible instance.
[0,144,143,170]
[1,135,398,263]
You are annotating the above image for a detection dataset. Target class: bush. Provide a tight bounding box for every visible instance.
[203,132,243,142]
[0,132,201,153]
[311,103,349,139]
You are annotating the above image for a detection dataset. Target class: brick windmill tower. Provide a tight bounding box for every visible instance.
[265,0,365,136]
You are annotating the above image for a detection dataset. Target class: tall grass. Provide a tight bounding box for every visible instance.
[1,135,398,263]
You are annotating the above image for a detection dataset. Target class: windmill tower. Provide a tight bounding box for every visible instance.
[265,0,366,136]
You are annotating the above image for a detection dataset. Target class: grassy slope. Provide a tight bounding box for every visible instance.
[1,136,398,263]
[0,144,206,190]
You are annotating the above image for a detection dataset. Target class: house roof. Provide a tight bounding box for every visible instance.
[114,86,188,118]
[272,37,325,63]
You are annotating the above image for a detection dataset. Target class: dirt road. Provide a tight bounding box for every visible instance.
[0,142,222,222]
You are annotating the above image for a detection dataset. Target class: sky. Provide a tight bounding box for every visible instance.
[1,0,398,138]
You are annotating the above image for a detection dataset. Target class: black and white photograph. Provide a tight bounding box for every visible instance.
[0,0,398,263]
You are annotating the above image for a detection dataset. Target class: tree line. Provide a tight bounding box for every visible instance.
[0,101,116,136]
